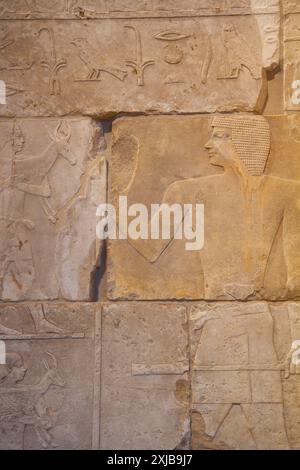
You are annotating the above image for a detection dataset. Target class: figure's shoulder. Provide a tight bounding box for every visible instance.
[264,175,300,193]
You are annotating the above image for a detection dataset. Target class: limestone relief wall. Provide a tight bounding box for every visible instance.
[0,0,300,450]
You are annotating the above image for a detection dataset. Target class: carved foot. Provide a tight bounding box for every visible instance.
[30,305,66,335]
[0,325,21,336]
[34,320,66,335]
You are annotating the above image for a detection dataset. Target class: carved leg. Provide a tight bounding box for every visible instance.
[41,198,57,224]
[35,425,52,449]
[0,323,21,335]
[30,304,65,334]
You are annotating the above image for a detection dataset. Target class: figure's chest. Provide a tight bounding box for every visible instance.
[196,184,246,227]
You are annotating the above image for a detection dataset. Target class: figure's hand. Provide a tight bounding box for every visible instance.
[285,341,300,379]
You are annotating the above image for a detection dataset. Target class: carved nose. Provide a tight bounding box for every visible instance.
[205,140,212,149]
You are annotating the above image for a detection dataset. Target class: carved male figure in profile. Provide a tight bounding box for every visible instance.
[0,120,75,300]
[132,115,300,300]
[191,302,299,450]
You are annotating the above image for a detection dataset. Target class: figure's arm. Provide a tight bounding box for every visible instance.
[15,177,51,198]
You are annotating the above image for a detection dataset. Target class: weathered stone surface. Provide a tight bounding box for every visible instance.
[108,114,300,301]
[190,302,300,450]
[0,302,100,450]
[0,11,279,116]
[0,0,280,19]
[283,0,300,15]
[0,118,106,301]
[100,303,190,450]
[1,300,299,451]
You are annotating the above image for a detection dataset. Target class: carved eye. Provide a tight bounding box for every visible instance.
[154,31,191,41]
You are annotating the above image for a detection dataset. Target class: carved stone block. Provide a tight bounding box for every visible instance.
[0,11,279,116]
[190,302,300,450]
[100,303,190,450]
[0,118,106,301]
[0,302,100,450]
[107,114,300,301]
